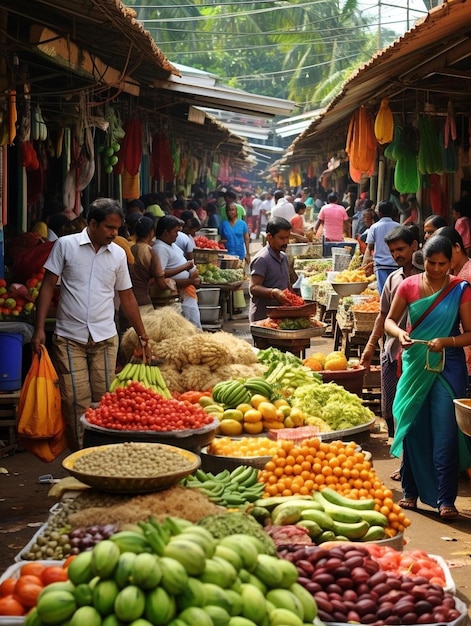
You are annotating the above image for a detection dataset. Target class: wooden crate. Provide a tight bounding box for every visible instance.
[0,390,20,448]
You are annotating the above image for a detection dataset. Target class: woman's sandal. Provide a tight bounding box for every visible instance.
[390,469,401,481]
[398,498,417,510]
[439,505,459,521]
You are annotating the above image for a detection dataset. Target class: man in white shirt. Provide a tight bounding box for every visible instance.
[259,192,274,234]
[32,198,149,451]
[251,194,263,238]
[271,190,295,221]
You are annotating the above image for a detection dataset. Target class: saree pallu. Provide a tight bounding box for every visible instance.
[391,280,469,506]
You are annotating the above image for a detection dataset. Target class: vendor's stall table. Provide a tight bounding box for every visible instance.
[200,282,244,322]
[250,323,327,358]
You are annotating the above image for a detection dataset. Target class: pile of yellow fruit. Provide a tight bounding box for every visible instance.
[334,269,371,283]
[215,395,307,437]
[304,350,348,372]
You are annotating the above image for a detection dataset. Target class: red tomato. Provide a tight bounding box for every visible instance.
[20,563,46,578]
[63,555,77,569]
[41,567,69,586]
[0,595,24,616]
[15,575,42,588]
[13,578,43,607]
[0,578,16,598]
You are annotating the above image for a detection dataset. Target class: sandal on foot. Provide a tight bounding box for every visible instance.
[390,469,401,481]
[439,505,459,520]
[398,498,417,510]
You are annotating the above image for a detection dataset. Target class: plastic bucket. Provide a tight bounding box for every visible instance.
[0,332,23,391]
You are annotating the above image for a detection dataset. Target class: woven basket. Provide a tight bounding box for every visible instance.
[336,305,354,329]
[353,310,378,332]
[193,248,221,266]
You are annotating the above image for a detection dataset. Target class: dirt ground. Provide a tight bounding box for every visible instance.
[1,282,471,619]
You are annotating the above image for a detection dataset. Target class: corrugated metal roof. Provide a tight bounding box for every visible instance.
[287,0,471,162]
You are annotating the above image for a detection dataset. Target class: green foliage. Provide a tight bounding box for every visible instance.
[126,0,399,111]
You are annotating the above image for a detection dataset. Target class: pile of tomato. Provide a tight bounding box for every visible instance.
[0,558,74,616]
[282,289,305,306]
[194,236,225,250]
[84,381,215,432]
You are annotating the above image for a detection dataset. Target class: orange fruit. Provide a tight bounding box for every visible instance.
[311,352,327,368]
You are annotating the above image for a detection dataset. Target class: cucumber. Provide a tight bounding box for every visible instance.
[361,525,388,542]
[332,519,370,539]
[320,487,377,510]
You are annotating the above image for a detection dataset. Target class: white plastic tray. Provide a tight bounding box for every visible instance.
[0,560,64,626]
[429,553,456,594]
[325,597,467,626]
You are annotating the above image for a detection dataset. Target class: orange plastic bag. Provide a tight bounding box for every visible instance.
[21,430,67,463]
[17,345,63,439]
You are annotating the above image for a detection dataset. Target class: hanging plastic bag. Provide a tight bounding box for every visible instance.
[17,344,64,439]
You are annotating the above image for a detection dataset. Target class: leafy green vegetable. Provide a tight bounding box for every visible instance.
[291,382,375,430]
[257,347,303,366]
[197,512,276,555]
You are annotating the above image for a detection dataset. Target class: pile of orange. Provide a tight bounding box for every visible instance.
[207,436,282,458]
[258,438,411,536]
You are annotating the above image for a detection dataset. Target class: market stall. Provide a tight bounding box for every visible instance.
[1,297,468,625]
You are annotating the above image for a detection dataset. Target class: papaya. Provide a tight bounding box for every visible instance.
[69,606,102,626]
[159,556,189,594]
[114,585,146,622]
[92,579,120,616]
[36,590,77,624]
[179,607,214,626]
[145,587,176,625]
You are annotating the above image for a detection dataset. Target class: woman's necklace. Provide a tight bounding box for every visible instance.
[423,274,448,295]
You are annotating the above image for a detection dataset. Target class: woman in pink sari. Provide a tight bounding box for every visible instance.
[385,235,471,520]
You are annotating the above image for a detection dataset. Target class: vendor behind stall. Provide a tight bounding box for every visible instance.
[249,217,292,328]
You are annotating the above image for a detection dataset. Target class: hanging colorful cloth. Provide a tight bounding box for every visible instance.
[122,170,140,201]
[345,107,376,180]
[122,118,143,176]
[151,133,174,183]
[374,98,394,144]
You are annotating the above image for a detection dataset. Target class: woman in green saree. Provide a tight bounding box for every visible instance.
[385,235,471,520]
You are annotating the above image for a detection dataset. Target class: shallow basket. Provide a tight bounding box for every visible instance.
[200,445,271,473]
[62,443,201,493]
[266,302,316,319]
[320,365,366,397]
[453,398,471,436]
[193,248,222,266]
[336,306,354,329]
[353,310,378,332]
[331,281,369,297]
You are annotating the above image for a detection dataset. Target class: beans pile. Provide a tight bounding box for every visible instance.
[73,442,194,477]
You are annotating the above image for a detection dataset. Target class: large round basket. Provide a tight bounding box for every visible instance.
[62,443,201,493]
[320,365,366,397]
[266,303,317,319]
[331,282,369,297]
[200,445,271,474]
[454,398,471,436]
[80,415,219,453]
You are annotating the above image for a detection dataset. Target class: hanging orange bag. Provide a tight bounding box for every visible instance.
[17,344,64,439]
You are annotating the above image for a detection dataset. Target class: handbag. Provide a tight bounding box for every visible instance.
[17,345,67,462]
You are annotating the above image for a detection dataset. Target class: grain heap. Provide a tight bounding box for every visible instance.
[120,308,264,393]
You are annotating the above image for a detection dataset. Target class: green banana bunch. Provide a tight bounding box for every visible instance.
[185,465,264,507]
[109,362,172,398]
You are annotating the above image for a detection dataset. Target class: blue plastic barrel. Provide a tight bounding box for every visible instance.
[0,332,23,391]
